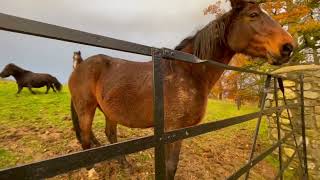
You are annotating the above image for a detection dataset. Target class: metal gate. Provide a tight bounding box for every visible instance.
[0,13,309,180]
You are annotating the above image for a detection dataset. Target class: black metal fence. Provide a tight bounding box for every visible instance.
[0,13,309,180]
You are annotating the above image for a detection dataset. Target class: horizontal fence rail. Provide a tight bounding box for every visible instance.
[0,13,152,56]
[163,104,299,143]
[0,12,307,180]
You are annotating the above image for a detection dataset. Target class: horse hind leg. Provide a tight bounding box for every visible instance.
[105,118,130,168]
[105,120,117,144]
[28,85,36,94]
[166,140,182,180]
[16,85,23,94]
[73,100,97,150]
[90,131,101,147]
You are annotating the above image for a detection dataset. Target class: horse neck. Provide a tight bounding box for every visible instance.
[11,68,28,82]
[170,40,235,95]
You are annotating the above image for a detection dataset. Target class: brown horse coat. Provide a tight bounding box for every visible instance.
[69,0,295,179]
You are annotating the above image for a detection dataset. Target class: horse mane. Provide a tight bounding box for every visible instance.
[8,63,30,74]
[174,11,233,60]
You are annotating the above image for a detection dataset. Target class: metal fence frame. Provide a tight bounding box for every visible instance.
[0,13,309,180]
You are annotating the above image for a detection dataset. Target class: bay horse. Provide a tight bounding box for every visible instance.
[69,0,295,179]
[72,51,83,70]
[0,63,62,94]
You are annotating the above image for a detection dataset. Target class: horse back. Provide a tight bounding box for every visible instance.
[71,54,144,90]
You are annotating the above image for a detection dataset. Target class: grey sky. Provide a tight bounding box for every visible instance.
[0,0,230,82]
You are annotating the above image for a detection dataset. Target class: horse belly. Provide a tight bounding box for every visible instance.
[30,81,46,88]
[102,95,154,128]
[96,73,154,128]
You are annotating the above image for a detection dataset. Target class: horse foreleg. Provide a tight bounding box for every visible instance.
[165,140,182,180]
[28,86,36,94]
[105,120,130,168]
[78,112,96,150]
[51,84,56,92]
[17,85,23,94]
[45,85,50,94]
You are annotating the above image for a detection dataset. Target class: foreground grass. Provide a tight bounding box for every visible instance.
[0,80,282,179]
[0,80,71,129]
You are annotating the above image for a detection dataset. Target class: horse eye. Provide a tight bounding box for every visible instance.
[250,12,259,18]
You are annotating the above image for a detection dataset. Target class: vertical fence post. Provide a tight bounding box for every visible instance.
[244,75,271,180]
[274,78,283,180]
[278,78,305,176]
[299,74,308,179]
[152,48,166,179]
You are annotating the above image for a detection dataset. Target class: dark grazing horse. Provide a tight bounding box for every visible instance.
[0,63,62,94]
[68,0,295,179]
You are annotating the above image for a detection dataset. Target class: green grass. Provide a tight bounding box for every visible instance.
[0,149,18,168]
[0,80,278,178]
[0,80,71,129]
[204,99,270,141]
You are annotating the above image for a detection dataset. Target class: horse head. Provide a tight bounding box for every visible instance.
[226,0,295,65]
[0,63,18,78]
[73,51,83,69]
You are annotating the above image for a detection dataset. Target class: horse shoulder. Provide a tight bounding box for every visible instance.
[164,71,208,127]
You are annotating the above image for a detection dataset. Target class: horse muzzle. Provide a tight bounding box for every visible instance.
[0,72,9,78]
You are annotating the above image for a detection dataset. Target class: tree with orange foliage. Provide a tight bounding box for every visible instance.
[206,0,319,107]
[261,0,320,64]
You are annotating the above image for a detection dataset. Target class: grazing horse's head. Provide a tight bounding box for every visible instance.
[226,0,295,65]
[0,63,20,78]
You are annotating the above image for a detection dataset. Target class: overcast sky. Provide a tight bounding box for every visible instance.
[0,0,230,82]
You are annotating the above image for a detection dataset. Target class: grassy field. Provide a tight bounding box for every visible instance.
[0,79,285,179]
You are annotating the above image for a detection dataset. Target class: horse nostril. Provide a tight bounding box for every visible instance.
[281,43,293,57]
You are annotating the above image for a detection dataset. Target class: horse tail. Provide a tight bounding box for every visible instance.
[71,100,82,143]
[52,77,62,91]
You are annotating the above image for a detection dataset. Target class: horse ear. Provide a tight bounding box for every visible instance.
[230,0,246,9]
[78,51,81,55]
